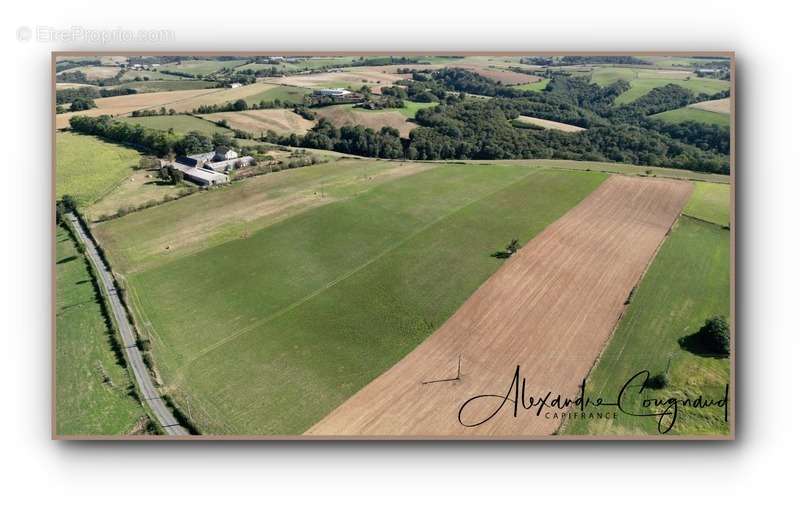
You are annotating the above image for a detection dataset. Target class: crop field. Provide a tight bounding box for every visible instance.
[512,115,586,132]
[56,88,222,129]
[200,109,314,136]
[264,67,410,89]
[56,132,141,206]
[109,164,605,434]
[690,97,731,114]
[640,56,730,68]
[55,226,147,435]
[119,114,231,136]
[489,159,731,183]
[165,83,281,113]
[310,176,692,436]
[560,215,730,436]
[590,67,638,86]
[683,181,731,226]
[651,106,730,127]
[115,79,220,93]
[158,59,249,76]
[94,159,434,273]
[315,104,416,137]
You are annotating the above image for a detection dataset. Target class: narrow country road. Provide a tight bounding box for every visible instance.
[67,213,189,436]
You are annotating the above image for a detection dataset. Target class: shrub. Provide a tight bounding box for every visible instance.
[697,316,730,356]
[643,372,668,390]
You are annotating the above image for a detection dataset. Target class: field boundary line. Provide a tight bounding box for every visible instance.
[179,167,547,370]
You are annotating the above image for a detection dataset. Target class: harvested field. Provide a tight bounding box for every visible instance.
[57,65,121,81]
[200,109,314,136]
[512,115,585,132]
[55,88,222,129]
[166,82,281,113]
[308,175,692,436]
[456,66,541,85]
[264,68,410,89]
[689,97,731,114]
[315,104,416,137]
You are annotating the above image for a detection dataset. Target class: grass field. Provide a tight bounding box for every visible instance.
[84,169,190,222]
[117,164,604,434]
[651,106,730,127]
[56,226,147,435]
[615,77,730,104]
[590,67,638,86]
[513,79,550,92]
[316,104,416,137]
[94,159,433,273]
[56,132,141,206]
[119,114,231,136]
[560,214,730,436]
[57,65,121,81]
[119,70,185,82]
[394,100,439,118]
[683,181,731,226]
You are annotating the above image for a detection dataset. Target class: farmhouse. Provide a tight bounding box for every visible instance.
[314,88,352,97]
[171,145,254,184]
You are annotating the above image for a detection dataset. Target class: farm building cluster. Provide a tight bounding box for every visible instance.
[162,146,254,186]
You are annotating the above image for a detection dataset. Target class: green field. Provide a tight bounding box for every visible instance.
[380,100,438,118]
[119,114,231,136]
[119,164,605,434]
[56,132,141,206]
[684,181,731,226]
[243,85,311,105]
[56,226,147,435]
[651,106,730,127]
[615,77,730,104]
[513,79,550,92]
[119,70,185,81]
[561,185,730,435]
[590,67,638,86]
[115,80,220,93]
[640,56,730,68]
[159,59,249,76]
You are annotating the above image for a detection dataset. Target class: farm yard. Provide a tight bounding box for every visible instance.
[54,54,733,438]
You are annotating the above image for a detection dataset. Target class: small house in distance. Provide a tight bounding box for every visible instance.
[314,88,353,98]
[168,145,254,186]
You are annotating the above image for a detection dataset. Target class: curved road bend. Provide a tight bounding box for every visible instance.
[67,213,189,436]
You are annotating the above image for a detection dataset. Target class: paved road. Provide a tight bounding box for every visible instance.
[68,213,189,436]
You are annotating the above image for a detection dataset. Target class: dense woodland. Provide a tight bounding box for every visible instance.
[282,68,730,173]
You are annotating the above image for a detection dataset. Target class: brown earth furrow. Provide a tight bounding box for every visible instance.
[307,175,691,436]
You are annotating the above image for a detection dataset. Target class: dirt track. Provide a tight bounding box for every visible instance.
[307,175,692,436]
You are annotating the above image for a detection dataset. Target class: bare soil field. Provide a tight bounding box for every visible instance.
[315,105,416,137]
[514,115,586,132]
[200,109,315,136]
[307,175,692,436]
[688,97,731,114]
[55,88,222,129]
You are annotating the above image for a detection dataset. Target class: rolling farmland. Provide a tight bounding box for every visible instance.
[512,115,586,132]
[651,107,730,127]
[309,176,692,436]
[315,104,416,137]
[55,227,148,435]
[117,165,605,434]
[119,114,231,136]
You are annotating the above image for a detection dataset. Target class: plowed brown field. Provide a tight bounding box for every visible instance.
[307,175,692,436]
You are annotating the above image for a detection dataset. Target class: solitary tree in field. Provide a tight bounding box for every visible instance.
[680,315,730,357]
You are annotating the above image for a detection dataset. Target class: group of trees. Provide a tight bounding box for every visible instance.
[69,115,238,158]
[285,119,404,159]
[56,86,137,105]
[192,97,296,115]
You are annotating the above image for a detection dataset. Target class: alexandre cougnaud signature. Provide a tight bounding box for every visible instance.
[457,365,729,434]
